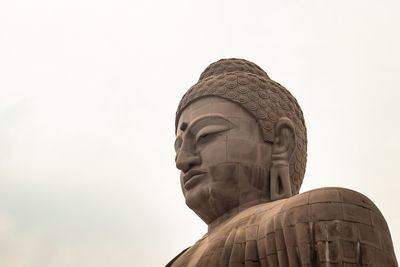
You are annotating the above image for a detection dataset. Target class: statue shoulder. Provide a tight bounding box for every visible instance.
[282,186,382,214]
[252,187,391,232]
[282,187,387,224]
[254,187,397,266]
[279,187,392,235]
[251,187,384,224]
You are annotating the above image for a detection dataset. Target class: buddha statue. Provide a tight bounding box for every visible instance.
[167,59,397,266]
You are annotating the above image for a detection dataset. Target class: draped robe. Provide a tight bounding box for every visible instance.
[167,187,397,267]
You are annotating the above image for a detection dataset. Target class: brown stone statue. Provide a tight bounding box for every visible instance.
[167,59,398,266]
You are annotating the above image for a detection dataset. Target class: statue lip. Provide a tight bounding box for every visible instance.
[183,169,207,186]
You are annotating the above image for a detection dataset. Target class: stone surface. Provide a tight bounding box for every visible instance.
[168,59,398,266]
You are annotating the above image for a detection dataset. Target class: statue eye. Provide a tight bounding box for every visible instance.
[196,125,230,143]
[199,134,209,139]
[196,133,213,144]
[196,132,215,143]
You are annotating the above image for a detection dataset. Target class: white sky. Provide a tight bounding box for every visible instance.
[1,0,399,266]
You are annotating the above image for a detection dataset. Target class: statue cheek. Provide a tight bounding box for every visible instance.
[199,140,227,166]
[256,143,272,166]
[209,163,239,185]
[226,138,260,164]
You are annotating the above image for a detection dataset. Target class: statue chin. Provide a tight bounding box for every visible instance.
[185,185,240,225]
[183,163,270,225]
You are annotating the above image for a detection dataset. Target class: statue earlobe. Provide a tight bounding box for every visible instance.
[270,161,292,200]
[270,117,295,201]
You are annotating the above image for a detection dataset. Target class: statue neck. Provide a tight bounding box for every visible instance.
[207,198,268,233]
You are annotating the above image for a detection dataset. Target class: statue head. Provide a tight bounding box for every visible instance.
[175,59,307,224]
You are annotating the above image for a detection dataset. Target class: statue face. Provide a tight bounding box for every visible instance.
[175,97,272,224]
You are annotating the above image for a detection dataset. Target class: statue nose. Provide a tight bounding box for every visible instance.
[175,150,202,173]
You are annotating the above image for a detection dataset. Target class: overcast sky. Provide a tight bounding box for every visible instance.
[1,0,399,266]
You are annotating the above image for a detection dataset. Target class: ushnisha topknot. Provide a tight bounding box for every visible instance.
[175,58,307,195]
[199,58,269,81]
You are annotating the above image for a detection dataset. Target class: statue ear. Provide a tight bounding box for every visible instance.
[273,117,296,159]
[270,117,295,201]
